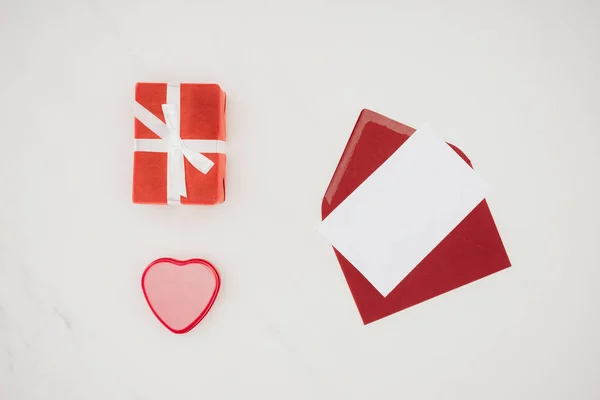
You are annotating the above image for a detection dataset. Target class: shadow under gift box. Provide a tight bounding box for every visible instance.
[133,83,226,205]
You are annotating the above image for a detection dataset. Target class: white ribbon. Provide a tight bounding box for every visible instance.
[134,83,226,204]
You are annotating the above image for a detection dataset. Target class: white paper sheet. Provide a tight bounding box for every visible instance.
[319,125,489,297]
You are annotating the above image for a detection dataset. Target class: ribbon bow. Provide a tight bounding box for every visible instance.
[134,84,226,204]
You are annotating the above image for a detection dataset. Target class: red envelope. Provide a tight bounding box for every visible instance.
[321,110,511,324]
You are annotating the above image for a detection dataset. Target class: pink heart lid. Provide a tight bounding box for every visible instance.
[142,258,220,334]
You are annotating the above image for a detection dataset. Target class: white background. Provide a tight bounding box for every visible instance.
[1,0,599,399]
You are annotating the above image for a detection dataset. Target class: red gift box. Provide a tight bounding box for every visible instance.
[133,83,226,205]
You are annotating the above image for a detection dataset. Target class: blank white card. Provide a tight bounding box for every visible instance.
[319,126,489,297]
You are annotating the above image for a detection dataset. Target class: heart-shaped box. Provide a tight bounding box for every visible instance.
[141,258,220,334]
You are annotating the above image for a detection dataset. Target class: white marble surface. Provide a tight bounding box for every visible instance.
[1,1,600,399]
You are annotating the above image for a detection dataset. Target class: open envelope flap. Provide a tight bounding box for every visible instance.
[322,110,415,211]
[321,109,511,324]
